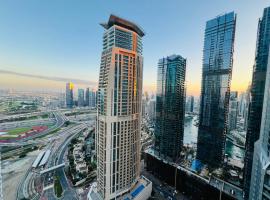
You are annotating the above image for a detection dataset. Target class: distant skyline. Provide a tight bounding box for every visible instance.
[0,0,269,96]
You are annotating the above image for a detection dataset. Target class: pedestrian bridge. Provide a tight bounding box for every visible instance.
[40,163,65,175]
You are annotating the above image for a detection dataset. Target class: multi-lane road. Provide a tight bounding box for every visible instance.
[42,123,88,200]
[0,109,97,200]
[19,118,94,200]
[0,111,65,147]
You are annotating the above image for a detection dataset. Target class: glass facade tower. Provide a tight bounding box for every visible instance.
[89,89,96,108]
[78,88,85,107]
[244,7,270,199]
[155,55,186,161]
[249,51,270,200]
[197,12,236,168]
[95,15,145,200]
[85,88,90,106]
[66,82,74,108]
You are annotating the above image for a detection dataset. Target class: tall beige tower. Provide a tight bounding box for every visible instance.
[89,15,151,200]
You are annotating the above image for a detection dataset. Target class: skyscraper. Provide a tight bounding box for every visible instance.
[155,55,186,161]
[78,88,85,107]
[147,98,156,122]
[186,96,194,113]
[244,7,270,199]
[243,86,251,131]
[89,89,96,108]
[85,88,90,106]
[249,53,270,200]
[228,92,238,132]
[66,82,74,108]
[197,12,236,168]
[89,15,151,200]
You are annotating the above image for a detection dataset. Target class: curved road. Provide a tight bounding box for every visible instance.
[43,123,88,200]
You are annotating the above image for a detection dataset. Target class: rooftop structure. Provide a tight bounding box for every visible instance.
[100,15,145,37]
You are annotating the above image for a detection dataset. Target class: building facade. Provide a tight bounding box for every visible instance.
[147,99,156,123]
[94,15,147,200]
[78,88,85,107]
[155,55,186,161]
[186,96,194,113]
[249,52,270,200]
[197,12,236,168]
[243,86,251,131]
[228,92,238,132]
[244,7,270,199]
[89,89,96,108]
[85,88,90,106]
[66,82,74,108]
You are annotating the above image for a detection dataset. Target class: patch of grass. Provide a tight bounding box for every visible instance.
[8,127,31,135]
[0,136,17,140]
[49,128,61,134]
[54,176,63,198]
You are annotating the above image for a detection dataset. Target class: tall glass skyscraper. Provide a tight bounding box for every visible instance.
[89,89,96,108]
[89,15,152,200]
[85,88,90,106]
[155,55,186,161]
[197,12,236,168]
[244,7,270,199]
[249,52,270,200]
[78,88,85,107]
[66,82,74,108]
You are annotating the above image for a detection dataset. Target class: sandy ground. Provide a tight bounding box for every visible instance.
[2,150,39,200]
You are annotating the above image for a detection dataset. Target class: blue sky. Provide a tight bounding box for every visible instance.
[0,0,269,95]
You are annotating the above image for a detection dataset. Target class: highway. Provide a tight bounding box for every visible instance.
[8,110,94,200]
[15,111,66,200]
[41,123,89,200]
[0,111,65,148]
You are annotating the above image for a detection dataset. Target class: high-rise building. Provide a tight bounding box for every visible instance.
[144,91,150,102]
[89,89,96,108]
[186,96,194,113]
[155,55,186,161]
[89,15,151,200]
[78,89,85,107]
[85,88,90,106]
[196,12,236,168]
[249,52,270,200]
[238,92,245,117]
[243,86,251,131]
[244,7,270,199]
[190,96,194,113]
[142,97,147,118]
[147,98,156,122]
[66,82,74,108]
[228,92,238,132]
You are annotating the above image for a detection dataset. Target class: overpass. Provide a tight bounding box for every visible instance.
[40,163,65,175]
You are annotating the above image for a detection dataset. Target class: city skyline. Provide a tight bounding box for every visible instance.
[2,3,270,200]
[1,0,270,96]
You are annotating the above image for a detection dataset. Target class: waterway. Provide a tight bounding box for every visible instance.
[183,115,245,161]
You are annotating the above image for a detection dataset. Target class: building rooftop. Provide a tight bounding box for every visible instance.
[100,15,145,37]
[87,176,152,200]
[145,148,243,200]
